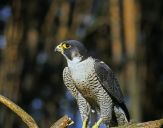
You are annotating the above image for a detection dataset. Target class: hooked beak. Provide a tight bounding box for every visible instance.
[54,44,64,54]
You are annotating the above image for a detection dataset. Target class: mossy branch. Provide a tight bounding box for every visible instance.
[0,94,162,128]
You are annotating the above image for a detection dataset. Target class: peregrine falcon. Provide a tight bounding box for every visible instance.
[55,40,130,128]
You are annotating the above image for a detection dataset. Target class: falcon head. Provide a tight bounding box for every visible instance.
[55,40,88,63]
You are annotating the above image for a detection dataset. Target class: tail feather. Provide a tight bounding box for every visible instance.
[114,103,130,126]
[119,103,130,122]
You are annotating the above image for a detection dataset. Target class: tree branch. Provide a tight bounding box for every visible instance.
[114,119,163,128]
[50,115,74,128]
[0,94,74,128]
[0,94,162,128]
[0,94,39,128]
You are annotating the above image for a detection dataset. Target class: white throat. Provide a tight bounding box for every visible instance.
[67,56,82,67]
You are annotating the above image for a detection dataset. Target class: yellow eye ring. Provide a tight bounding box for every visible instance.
[62,43,71,49]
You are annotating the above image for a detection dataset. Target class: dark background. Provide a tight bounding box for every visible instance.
[0,0,163,127]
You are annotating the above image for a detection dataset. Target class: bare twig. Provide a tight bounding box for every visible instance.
[50,115,74,128]
[0,94,39,128]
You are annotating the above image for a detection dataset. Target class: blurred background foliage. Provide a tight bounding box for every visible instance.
[0,0,163,128]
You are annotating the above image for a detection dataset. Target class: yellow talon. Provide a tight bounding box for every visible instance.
[82,117,88,128]
[92,118,103,128]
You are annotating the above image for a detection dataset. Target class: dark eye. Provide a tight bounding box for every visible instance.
[66,43,70,48]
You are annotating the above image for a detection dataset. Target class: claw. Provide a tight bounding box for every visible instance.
[82,117,88,128]
[92,118,103,128]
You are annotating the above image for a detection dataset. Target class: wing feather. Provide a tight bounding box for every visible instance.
[94,59,124,103]
[94,59,130,121]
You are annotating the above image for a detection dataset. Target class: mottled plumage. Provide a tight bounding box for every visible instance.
[55,40,130,127]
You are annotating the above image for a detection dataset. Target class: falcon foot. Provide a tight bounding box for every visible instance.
[92,118,103,128]
[82,117,88,128]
